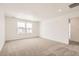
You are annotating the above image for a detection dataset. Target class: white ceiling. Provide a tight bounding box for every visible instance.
[0,3,79,21]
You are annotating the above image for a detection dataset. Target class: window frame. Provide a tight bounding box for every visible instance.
[26,22,32,33]
[17,20,32,34]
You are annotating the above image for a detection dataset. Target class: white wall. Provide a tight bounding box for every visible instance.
[0,12,5,51]
[40,17,69,44]
[5,16,40,41]
[40,11,79,44]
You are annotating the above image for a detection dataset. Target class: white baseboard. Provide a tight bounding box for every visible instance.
[0,40,5,52]
[6,36,40,42]
[40,36,69,45]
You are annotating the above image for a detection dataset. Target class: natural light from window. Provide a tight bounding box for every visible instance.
[26,22,32,33]
[17,21,32,34]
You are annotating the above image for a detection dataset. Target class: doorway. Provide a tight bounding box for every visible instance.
[69,17,79,45]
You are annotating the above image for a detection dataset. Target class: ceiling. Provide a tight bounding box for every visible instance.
[0,3,79,21]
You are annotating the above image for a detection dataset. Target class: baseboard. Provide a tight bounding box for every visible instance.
[6,36,40,42]
[40,37,69,45]
[0,40,5,52]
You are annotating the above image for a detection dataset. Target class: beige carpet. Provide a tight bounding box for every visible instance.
[0,38,79,56]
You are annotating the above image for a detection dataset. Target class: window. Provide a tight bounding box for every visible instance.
[26,22,32,33]
[17,21,26,34]
[17,21,32,34]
